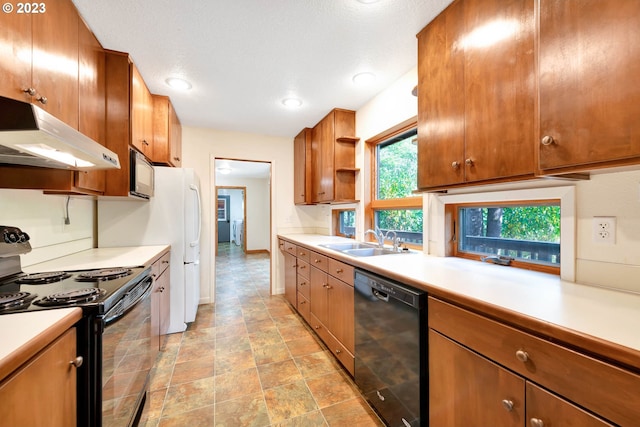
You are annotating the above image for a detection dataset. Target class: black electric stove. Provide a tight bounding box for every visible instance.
[0,225,155,427]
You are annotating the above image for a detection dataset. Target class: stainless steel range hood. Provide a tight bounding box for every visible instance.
[0,97,120,170]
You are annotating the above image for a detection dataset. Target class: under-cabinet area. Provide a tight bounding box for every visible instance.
[278,234,640,427]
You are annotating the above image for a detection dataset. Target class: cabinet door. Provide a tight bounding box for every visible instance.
[326,275,354,353]
[31,0,79,127]
[429,329,524,427]
[131,63,153,156]
[77,19,106,193]
[0,328,77,427]
[463,0,535,182]
[168,101,182,167]
[0,8,31,102]
[417,0,465,189]
[284,252,297,307]
[294,128,312,205]
[311,113,334,203]
[526,383,613,427]
[538,0,640,172]
[309,266,329,325]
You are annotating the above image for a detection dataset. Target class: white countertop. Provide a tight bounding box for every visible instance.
[280,234,640,357]
[23,245,170,273]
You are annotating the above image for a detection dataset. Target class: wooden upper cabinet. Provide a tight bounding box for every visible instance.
[294,128,312,205]
[0,0,79,127]
[537,0,640,174]
[31,0,79,127]
[310,109,358,204]
[417,0,535,191]
[76,18,106,193]
[152,95,182,167]
[0,6,31,102]
[131,63,153,158]
[417,0,465,189]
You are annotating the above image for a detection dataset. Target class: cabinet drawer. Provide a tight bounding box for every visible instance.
[152,251,170,278]
[296,247,310,263]
[297,292,311,324]
[327,258,354,286]
[297,259,310,280]
[297,274,310,299]
[309,251,328,272]
[310,313,354,376]
[284,241,297,256]
[428,297,640,426]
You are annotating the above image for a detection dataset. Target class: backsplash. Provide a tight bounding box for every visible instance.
[0,189,94,267]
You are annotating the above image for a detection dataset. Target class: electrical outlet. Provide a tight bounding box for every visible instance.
[592,216,616,244]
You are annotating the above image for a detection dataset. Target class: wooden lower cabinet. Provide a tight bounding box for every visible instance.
[428,297,631,426]
[0,328,77,427]
[280,239,355,375]
[151,251,171,350]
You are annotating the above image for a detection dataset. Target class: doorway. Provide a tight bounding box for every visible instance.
[216,187,246,251]
[213,158,272,298]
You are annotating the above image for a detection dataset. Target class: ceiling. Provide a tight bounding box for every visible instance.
[215,159,271,180]
[72,0,452,139]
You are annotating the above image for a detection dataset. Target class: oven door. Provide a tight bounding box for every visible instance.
[101,276,155,427]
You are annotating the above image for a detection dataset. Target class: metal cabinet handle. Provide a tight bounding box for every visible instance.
[314,325,320,330]
[501,399,514,412]
[159,287,165,292]
[299,251,306,256]
[299,300,306,305]
[335,349,341,354]
[142,139,149,146]
[36,95,47,105]
[299,265,306,270]
[314,259,321,264]
[173,157,181,161]
[23,87,36,96]
[451,161,460,169]
[541,135,555,146]
[516,350,529,362]
[336,268,343,273]
[162,260,169,264]
[465,158,474,166]
[299,282,306,286]
[530,418,544,427]
[70,356,83,368]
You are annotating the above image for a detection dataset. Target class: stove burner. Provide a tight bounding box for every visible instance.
[0,291,36,312]
[75,268,132,282]
[33,288,106,307]
[16,271,71,284]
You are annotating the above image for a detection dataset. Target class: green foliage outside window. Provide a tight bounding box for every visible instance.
[377,134,417,200]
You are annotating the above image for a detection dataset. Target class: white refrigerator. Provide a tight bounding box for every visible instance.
[98,167,201,333]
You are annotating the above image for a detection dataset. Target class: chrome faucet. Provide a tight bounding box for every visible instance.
[365,228,385,247]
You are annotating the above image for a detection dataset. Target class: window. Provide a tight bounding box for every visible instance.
[367,118,422,247]
[448,200,561,274]
[333,209,355,238]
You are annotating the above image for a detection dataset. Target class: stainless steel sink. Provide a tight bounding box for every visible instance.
[318,242,377,251]
[341,247,399,257]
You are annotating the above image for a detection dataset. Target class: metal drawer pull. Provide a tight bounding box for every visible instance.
[515,350,529,362]
[530,418,544,427]
[501,399,514,412]
[299,252,306,256]
[335,349,341,354]
[541,135,555,146]
[299,265,306,269]
[37,95,48,105]
[451,161,460,169]
[70,356,83,368]
[23,87,36,96]
[465,158,474,166]
[314,259,321,263]
[336,268,343,273]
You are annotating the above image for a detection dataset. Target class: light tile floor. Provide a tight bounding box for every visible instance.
[139,242,384,426]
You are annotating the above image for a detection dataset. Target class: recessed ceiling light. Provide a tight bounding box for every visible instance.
[357,0,380,3]
[217,167,232,175]
[352,72,376,85]
[282,98,302,108]
[165,77,192,90]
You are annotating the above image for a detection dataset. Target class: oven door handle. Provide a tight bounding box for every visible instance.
[103,276,153,326]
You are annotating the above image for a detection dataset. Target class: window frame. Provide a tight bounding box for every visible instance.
[434,186,576,281]
[448,199,561,275]
[332,208,356,238]
[365,117,422,249]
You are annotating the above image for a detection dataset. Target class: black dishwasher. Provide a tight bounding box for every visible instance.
[354,269,427,427]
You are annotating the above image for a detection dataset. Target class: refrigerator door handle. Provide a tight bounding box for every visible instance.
[189,183,202,248]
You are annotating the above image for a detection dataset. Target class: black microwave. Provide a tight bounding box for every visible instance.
[129,149,154,199]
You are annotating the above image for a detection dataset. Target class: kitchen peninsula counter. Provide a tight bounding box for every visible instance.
[279,233,640,369]
[0,308,81,382]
